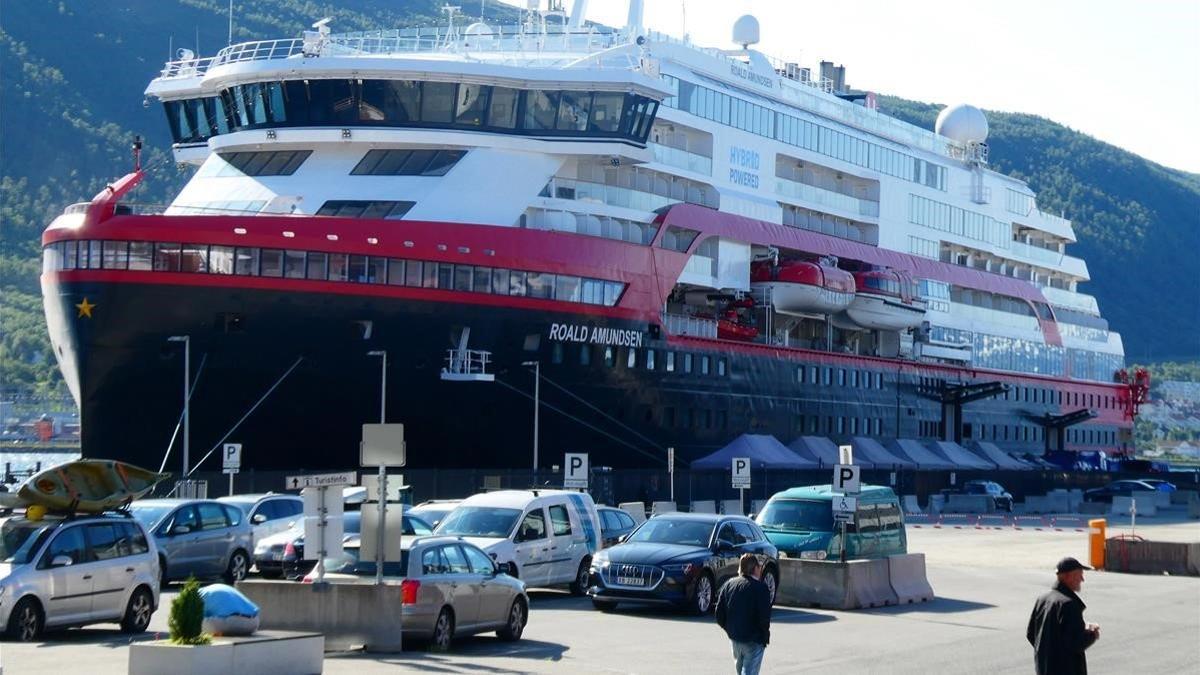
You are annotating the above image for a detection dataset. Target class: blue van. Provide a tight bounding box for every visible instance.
[753,484,906,561]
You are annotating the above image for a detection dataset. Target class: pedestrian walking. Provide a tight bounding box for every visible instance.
[1027,556,1100,675]
[715,553,772,675]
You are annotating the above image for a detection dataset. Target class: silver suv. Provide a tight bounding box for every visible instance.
[0,514,160,641]
[130,499,253,585]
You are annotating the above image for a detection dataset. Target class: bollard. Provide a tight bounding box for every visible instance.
[1088,518,1106,570]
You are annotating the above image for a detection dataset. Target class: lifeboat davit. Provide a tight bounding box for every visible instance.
[838,269,927,331]
[750,260,856,316]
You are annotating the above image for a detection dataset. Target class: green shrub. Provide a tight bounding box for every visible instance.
[168,577,211,645]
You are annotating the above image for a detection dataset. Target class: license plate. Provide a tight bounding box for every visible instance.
[616,576,645,586]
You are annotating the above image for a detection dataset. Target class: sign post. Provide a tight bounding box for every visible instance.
[222,443,241,496]
[362,423,406,586]
[668,447,675,503]
[564,453,589,490]
[290,473,353,585]
[732,457,751,515]
[832,450,860,561]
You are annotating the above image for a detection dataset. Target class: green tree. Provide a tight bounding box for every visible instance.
[168,577,210,645]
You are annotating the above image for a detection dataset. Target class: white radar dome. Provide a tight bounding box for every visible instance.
[732,15,760,48]
[465,22,492,35]
[935,103,989,144]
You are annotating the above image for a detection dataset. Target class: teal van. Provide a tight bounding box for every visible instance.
[753,484,906,561]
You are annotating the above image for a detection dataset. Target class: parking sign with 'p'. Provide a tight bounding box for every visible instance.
[732,457,751,489]
[564,453,588,489]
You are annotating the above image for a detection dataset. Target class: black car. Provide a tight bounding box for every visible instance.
[255,510,432,579]
[587,513,778,615]
[1083,480,1159,504]
[597,506,639,548]
[962,480,1014,512]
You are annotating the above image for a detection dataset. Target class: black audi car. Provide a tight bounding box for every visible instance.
[587,513,779,614]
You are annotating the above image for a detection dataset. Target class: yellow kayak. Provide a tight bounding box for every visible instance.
[17,460,170,513]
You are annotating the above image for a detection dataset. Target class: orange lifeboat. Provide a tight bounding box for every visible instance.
[750,259,855,315]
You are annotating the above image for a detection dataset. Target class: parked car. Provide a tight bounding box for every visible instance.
[217,493,304,545]
[408,500,462,529]
[1083,480,1161,503]
[255,510,432,579]
[1140,479,1177,492]
[0,513,159,641]
[587,513,779,615]
[961,480,1014,512]
[434,490,601,594]
[755,484,907,561]
[597,506,638,548]
[306,535,528,650]
[129,499,254,585]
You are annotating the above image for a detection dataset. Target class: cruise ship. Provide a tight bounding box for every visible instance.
[41,3,1143,474]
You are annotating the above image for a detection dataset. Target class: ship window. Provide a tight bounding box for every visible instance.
[420,82,456,123]
[589,92,624,133]
[603,281,624,307]
[557,91,591,132]
[838,369,846,387]
[554,275,581,303]
[683,353,693,373]
[809,366,818,384]
[87,240,103,269]
[850,418,858,434]
[315,200,414,219]
[703,410,713,429]
[234,247,258,275]
[180,244,208,273]
[284,250,306,279]
[402,259,422,286]
[63,240,78,270]
[217,150,310,176]
[580,345,591,366]
[102,241,129,270]
[327,253,349,282]
[435,262,453,289]
[552,343,564,364]
[646,349,656,370]
[850,370,858,387]
[472,266,492,293]
[701,356,710,375]
[348,255,369,283]
[526,272,553,299]
[523,90,559,130]
[455,84,489,126]
[421,260,438,288]
[129,242,153,271]
[306,252,327,280]
[351,149,464,177]
[718,359,726,377]
[666,352,675,372]
[508,270,527,296]
[873,418,882,435]
[581,279,604,305]
[604,346,616,367]
[626,349,637,369]
[359,80,420,123]
[823,367,831,386]
[386,259,404,285]
[454,264,473,291]
[486,87,519,128]
[209,245,235,274]
[490,267,509,295]
[874,373,883,389]
[259,249,284,277]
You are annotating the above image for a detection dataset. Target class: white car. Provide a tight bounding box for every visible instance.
[0,514,160,641]
[217,494,304,545]
[434,490,602,594]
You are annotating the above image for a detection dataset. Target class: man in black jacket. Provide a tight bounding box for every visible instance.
[715,553,772,675]
[1027,557,1100,675]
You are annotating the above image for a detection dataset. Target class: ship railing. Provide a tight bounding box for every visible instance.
[775,177,879,218]
[649,143,713,175]
[661,313,718,339]
[441,348,495,382]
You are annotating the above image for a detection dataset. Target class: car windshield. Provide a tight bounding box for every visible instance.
[435,507,521,538]
[0,519,52,564]
[626,518,715,546]
[963,484,988,494]
[410,506,454,526]
[757,499,834,532]
[129,504,174,530]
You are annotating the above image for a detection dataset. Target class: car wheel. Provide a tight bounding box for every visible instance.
[569,558,591,596]
[120,587,154,634]
[592,598,618,612]
[693,573,715,615]
[224,550,249,584]
[6,597,43,642]
[431,607,454,652]
[762,566,778,605]
[497,598,527,641]
[506,561,519,578]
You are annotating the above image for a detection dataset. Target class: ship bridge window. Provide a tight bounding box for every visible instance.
[524,90,560,130]
[557,91,592,132]
[315,200,415,219]
[215,150,311,177]
[487,87,519,129]
[455,84,488,126]
[657,226,700,253]
[351,149,465,177]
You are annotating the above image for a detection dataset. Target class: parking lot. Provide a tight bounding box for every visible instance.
[3,517,1197,674]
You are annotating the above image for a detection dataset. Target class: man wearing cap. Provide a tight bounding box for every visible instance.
[1027,557,1100,675]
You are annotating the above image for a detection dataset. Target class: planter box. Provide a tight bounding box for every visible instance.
[128,631,323,675]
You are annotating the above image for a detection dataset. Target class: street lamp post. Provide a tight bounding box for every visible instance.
[522,361,539,472]
[366,350,387,586]
[167,336,190,477]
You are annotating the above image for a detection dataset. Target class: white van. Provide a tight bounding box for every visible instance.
[434,490,602,594]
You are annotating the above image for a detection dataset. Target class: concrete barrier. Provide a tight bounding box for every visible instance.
[1152,491,1170,509]
[1169,490,1196,506]
[619,502,646,524]
[1189,492,1200,519]
[129,631,324,675]
[1049,489,1083,512]
[238,580,405,652]
[946,495,993,514]
[901,495,922,515]
[720,499,743,515]
[1025,494,1071,514]
[1112,494,1157,517]
[1078,502,1108,515]
[776,558,897,610]
[888,553,935,604]
[651,500,677,516]
[1105,538,1200,576]
[691,500,716,513]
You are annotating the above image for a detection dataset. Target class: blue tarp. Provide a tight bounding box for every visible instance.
[927,441,995,470]
[886,439,956,470]
[966,441,1034,470]
[198,584,260,618]
[850,437,916,469]
[692,434,820,470]
[787,436,841,468]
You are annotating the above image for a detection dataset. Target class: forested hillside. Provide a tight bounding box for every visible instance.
[1,0,1197,402]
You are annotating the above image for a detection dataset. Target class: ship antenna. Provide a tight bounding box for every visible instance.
[132,135,143,171]
[227,0,234,46]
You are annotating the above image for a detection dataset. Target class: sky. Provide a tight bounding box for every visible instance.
[525,0,1200,174]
